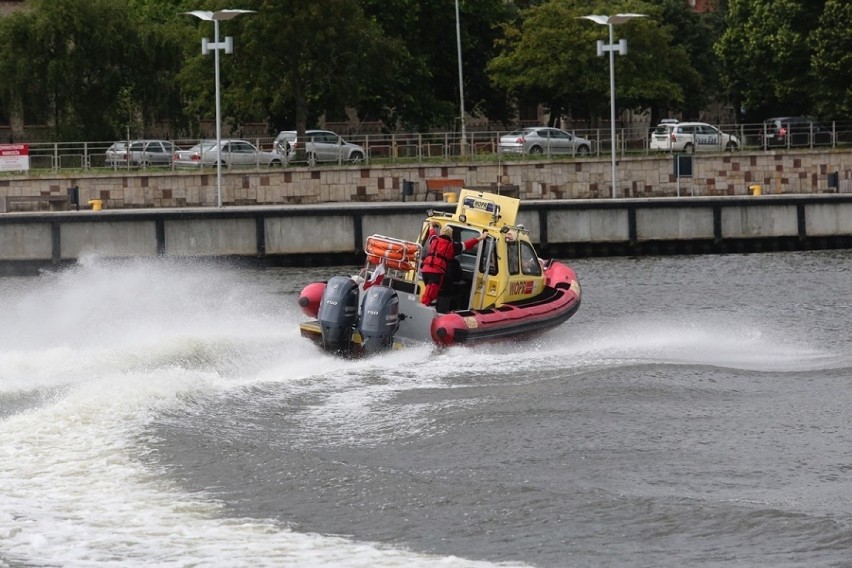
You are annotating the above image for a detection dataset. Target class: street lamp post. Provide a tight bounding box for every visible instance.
[454,0,466,156]
[580,13,646,199]
[184,9,254,208]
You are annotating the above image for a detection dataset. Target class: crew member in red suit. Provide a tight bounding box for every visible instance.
[421,225,486,306]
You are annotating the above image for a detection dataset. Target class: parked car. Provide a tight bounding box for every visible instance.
[650,121,739,153]
[498,127,592,156]
[273,129,366,164]
[105,139,176,167]
[173,139,282,168]
[104,142,128,167]
[759,117,833,148]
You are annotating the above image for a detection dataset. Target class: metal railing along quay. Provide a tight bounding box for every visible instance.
[3,120,852,176]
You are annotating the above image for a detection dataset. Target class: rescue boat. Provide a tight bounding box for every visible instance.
[298,188,581,356]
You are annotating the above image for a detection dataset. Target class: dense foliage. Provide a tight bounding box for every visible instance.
[488,0,703,128]
[0,0,847,141]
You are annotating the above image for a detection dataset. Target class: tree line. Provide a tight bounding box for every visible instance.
[0,0,849,143]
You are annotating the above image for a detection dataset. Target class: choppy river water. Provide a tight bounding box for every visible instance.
[2,250,851,567]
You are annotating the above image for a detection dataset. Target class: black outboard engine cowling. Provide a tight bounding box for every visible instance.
[317,276,360,353]
[358,286,400,354]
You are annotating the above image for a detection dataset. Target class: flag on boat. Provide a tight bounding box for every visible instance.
[363,262,385,289]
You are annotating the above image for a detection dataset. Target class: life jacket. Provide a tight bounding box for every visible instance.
[422,235,454,274]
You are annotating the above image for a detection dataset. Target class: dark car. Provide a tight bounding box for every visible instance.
[760,117,833,148]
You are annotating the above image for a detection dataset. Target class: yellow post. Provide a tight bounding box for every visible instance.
[88,199,104,211]
[748,184,762,196]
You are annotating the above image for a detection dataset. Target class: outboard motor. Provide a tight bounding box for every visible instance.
[358,285,400,354]
[317,276,360,353]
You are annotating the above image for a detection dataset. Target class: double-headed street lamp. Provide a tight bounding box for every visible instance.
[184,9,255,208]
[580,13,646,199]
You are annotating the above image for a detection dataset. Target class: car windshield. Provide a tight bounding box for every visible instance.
[653,124,673,135]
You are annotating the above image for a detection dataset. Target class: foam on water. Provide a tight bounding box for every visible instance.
[225,306,848,461]
[409,311,845,382]
[0,259,521,568]
[548,313,845,373]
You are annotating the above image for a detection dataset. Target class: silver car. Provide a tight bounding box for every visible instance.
[125,140,176,167]
[498,127,592,156]
[104,142,127,167]
[174,139,282,168]
[274,129,366,164]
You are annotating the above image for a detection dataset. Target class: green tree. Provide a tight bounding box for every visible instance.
[0,0,187,141]
[28,0,142,139]
[0,10,50,136]
[360,0,517,131]
[126,0,191,137]
[715,0,825,121]
[358,0,437,130]
[488,0,696,126]
[809,0,852,118]
[183,0,402,141]
[454,0,517,126]
[647,0,726,121]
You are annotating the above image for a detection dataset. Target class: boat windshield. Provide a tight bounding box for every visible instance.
[520,241,542,276]
[452,227,497,277]
[457,227,484,276]
[478,238,498,276]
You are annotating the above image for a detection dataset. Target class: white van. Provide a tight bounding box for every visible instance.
[650,121,739,153]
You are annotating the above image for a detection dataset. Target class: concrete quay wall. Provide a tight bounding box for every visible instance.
[2,194,852,275]
[0,150,850,209]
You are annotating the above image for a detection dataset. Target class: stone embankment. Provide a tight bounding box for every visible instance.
[0,150,849,210]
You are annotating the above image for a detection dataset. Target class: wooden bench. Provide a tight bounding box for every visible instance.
[0,195,71,213]
[424,178,465,201]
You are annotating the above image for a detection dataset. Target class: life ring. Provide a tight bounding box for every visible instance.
[366,242,413,262]
[367,254,414,271]
[365,237,419,261]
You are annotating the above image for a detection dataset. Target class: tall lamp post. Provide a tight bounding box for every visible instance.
[580,13,646,199]
[184,9,254,208]
[454,0,466,156]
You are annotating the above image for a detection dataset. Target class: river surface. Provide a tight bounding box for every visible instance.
[1,250,851,567]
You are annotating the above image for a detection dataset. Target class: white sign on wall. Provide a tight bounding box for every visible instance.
[0,144,30,171]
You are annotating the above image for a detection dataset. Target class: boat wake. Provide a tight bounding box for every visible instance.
[533,313,847,374]
[0,258,524,568]
[382,311,848,388]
